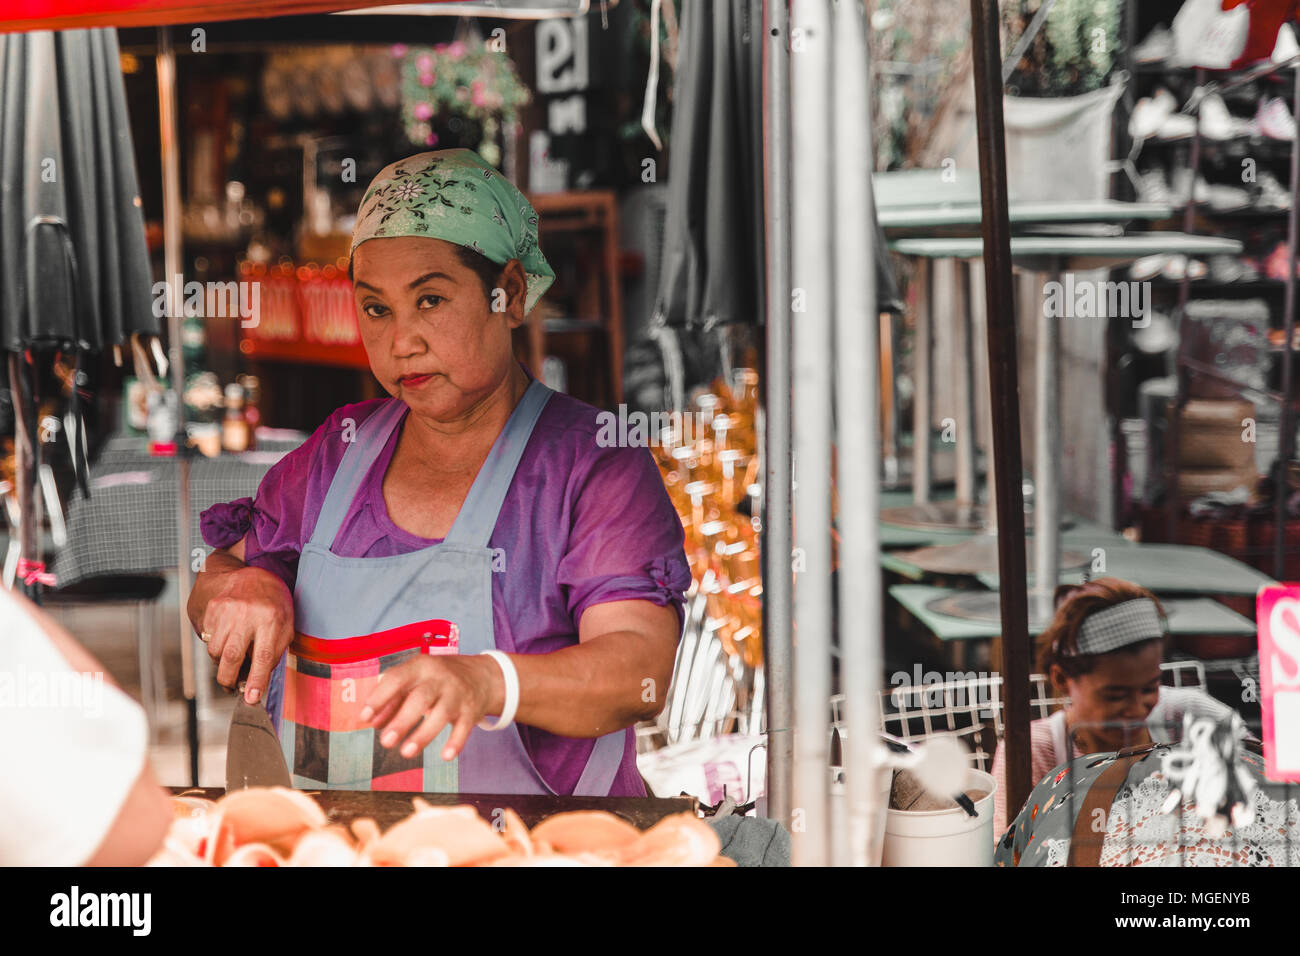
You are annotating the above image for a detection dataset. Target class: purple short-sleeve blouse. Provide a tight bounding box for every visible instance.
[200,388,691,797]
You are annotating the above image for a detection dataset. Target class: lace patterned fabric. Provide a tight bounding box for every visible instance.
[1102,771,1300,868]
[996,746,1300,867]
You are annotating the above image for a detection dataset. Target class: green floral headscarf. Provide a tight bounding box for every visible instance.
[351,149,554,311]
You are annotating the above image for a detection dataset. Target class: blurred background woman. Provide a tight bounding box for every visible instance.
[991,577,1238,834]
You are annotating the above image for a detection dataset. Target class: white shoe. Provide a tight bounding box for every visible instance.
[1274,23,1300,65]
[1130,87,1177,140]
[1255,169,1292,210]
[1160,255,1207,281]
[1133,311,1178,354]
[1199,92,1251,140]
[1130,254,1170,281]
[1156,112,1198,140]
[1256,97,1297,140]
[1135,24,1174,64]
[1170,165,1194,204]
[1137,168,1173,204]
[1199,178,1252,211]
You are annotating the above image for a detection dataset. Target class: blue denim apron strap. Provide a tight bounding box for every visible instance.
[571,730,627,797]
[309,398,408,551]
[445,379,553,548]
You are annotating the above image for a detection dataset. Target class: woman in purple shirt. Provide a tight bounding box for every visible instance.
[189,150,690,796]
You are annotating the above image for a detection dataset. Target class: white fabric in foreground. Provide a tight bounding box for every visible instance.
[0,588,148,866]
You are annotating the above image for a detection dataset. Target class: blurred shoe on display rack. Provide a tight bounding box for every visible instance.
[1156,110,1198,140]
[1254,169,1292,210]
[1255,97,1297,140]
[1274,22,1300,64]
[1200,177,1252,211]
[1130,253,1170,280]
[1130,87,1178,140]
[1134,23,1175,64]
[1170,164,1194,204]
[1161,253,1207,281]
[1137,167,1173,203]
[1207,254,1247,284]
[1133,310,1178,354]
[1267,326,1300,350]
[1237,255,1263,281]
[1199,92,1253,139]
[1264,240,1300,280]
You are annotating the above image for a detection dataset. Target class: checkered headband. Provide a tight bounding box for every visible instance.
[1071,598,1164,656]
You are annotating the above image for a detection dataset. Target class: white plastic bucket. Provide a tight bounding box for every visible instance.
[881,768,997,867]
[826,762,893,866]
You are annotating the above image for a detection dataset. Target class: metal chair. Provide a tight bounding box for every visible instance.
[860,659,1207,773]
[636,574,765,752]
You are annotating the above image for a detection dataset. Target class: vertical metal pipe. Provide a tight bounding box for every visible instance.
[9,354,40,602]
[1276,65,1299,580]
[157,28,198,786]
[832,0,881,868]
[973,262,997,527]
[953,260,977,514]
[1033,264,1061,619]
[762,0,794,830]
[968,0,1033,816]
[1167,68,1206,544]
[912,258,933,504]
[789,0,834,866]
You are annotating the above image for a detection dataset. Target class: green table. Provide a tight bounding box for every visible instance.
[974,543,1276,598]
[878,200,1174,234]
[890,584,1256,642]
[880,516,1136,581]
[889,233,1242,270]
[874,169,981,208]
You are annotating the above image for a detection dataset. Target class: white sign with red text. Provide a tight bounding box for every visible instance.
[1257,585,1300,781]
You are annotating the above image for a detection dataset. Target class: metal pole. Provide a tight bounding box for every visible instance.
[832,0,881,868]
[1276,64,1299,581]
[1167,68,1207,544]
[1033,263,1062,618]
[157,27,199,787]
[762,0,794,830]
[969,0,1033,816]
[953,260,977,515]
[912,258,932,504]
[9,354,40,602]
[972,261,996,525]
[789,0,834,866]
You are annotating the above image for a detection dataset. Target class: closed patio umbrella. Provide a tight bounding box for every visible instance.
[0,26,159,601]
[0,28,156,352]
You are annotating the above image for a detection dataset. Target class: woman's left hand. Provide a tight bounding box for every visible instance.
[360,655,504,761]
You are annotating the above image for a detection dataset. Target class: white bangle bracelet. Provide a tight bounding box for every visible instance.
[477,650,519,731]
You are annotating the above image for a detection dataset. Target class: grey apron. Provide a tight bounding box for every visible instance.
[265,379,625,794]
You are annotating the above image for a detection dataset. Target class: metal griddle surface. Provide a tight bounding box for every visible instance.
[170,788,696,831]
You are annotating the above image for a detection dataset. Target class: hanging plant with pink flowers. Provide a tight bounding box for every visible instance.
[395,39,531,168]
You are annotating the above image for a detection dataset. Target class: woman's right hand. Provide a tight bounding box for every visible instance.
[201,564,295,704]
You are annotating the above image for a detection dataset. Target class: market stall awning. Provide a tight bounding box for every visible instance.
[0,0,518,33]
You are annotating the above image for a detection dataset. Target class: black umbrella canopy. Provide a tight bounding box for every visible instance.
[0,27,158,353]
[651,0,900,331]
[652,0,765,331]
